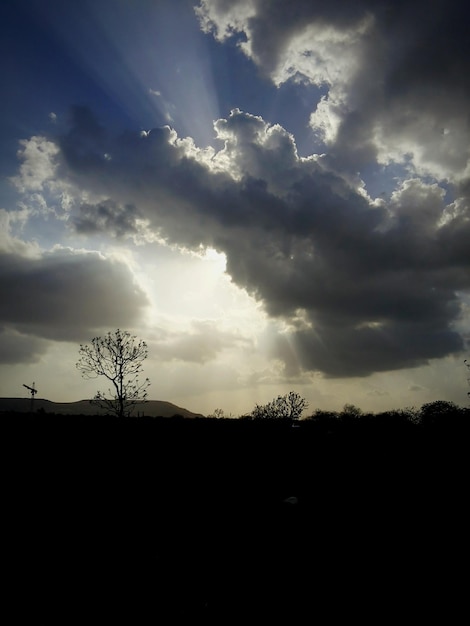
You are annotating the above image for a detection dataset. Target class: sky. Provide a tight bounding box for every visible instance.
[1,0,469,416]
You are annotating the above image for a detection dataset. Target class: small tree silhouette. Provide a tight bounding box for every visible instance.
[341,403,363,418]
[76,329,150,418]
[252,391,308,420]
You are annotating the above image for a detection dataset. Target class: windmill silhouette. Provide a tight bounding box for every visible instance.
[466,359,470,398]
[23,382,37,413]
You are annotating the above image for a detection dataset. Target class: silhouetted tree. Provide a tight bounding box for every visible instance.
[251,391,308,420]
[76,329,150,418]
[305,408,340,421]
[207,408,225,419]
[341,403,363,418]
[419,400,459,427]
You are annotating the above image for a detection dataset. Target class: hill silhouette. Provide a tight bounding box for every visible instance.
[0,397,205,418]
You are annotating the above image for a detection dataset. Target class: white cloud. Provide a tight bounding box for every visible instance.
[0,209,41,257]
[195,0,257,41]
[198,0,470,187]
[12,136,60,193]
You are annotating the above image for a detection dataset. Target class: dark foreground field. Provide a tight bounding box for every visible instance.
[3,413,468,622]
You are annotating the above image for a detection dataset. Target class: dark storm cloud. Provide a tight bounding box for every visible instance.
[72,200,142,238]
[272,321,463,379]
[290,322,461,378]
[0,246,149,355]
[49,104,469,377]
[0,327,48,365]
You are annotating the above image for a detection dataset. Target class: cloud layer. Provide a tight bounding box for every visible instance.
[5,0,470,379]
[197,0,470,181]
[15,96,466,376]
[0,212,149,362]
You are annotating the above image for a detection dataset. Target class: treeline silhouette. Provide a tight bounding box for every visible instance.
[3,400,468,621]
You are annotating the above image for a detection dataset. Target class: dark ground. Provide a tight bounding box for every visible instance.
[3,413,468,622]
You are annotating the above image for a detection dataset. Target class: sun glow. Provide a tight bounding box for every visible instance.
[198,246,227,270]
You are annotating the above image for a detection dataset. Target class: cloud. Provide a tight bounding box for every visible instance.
[37,104,469,377]
[0,209,40,257]
[11,0,470,385]
[72,200,144,239]
[408,384,425,393]
[0,327,48,365]
[285,322,462,378]
[196,0,470,181]
[150,320,253,364]
[0,234,149,352]
[12,135,60,193]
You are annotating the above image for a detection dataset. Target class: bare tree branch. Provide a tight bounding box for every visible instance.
[76,329,150,418]
[251,391,308,421]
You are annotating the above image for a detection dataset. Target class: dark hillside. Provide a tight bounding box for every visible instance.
[0,397,204,418]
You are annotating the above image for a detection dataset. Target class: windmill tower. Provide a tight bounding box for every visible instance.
[23,382,37,413]
[465,360,470,401]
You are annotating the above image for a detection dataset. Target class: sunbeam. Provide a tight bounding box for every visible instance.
[33,0,221,146]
